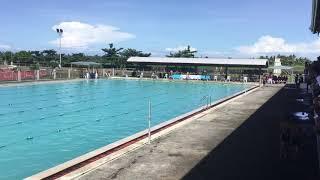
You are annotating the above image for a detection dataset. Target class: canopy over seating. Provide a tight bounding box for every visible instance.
[70,61,101,67]
[127,57,268,67]
[268,66,293,70]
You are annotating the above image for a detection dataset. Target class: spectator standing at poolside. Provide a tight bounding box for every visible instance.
[295,74,300,88]
[262,75,266,86]
[186,72,190,80]
[299,74,304,84]
[151,72,155,79]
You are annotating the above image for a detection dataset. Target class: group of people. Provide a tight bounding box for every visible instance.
[294,74,304,88]
[302,60,320,144]
[81,70,99,79]
[264,74,288,84]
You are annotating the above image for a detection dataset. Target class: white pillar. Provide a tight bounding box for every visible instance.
[53,70,56,80]
[36,70,40,81]
[112,68,115,76]
[102,69,106,77]
[17,70,21,82]
[68,68,71,79]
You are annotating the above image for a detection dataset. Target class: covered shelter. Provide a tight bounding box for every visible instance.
[127,57,268,81]
[70,61,101,68]
[127,57,268,67]
[267,65,293,70]
[70,61,102,79]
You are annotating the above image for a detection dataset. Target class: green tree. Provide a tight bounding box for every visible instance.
[30,51,44,65]
[70,53,86,62]
[14,51,32,65]
[0,52,3,64]
[41,49,58,68]
[166,45,197,58]
[102,43,123,57]
[259,54,310,66]
[120,48,151,58]
[3,51,14,64]
[101,43,124,68]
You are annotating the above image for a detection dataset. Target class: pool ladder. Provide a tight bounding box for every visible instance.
[201,95,212,109]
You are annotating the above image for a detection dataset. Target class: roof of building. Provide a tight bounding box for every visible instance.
[127,57,268,67]
[70,61,101,66]
[268,65,293,70]
[311,0,320,33]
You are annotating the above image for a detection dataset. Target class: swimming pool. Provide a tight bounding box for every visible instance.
[0,79,251,179]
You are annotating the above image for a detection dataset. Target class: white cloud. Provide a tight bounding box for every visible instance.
[0,44,11,50]
[50,21,135,49]
[165,45,197,52]
[236,35,320,56]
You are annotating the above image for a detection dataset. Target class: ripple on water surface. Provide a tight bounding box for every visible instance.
[0,79,251,179]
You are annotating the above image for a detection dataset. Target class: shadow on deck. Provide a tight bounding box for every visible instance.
[183,85,319,180]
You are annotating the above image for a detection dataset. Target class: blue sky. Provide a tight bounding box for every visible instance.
[0,0,317,57]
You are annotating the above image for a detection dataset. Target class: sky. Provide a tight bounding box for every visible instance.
[0,0,318,58]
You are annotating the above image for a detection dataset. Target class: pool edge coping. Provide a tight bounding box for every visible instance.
[25,85,260,180]
[109,76,260,86]
[0,77,260,88]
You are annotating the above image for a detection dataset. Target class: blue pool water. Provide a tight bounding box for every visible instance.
[0,79,251,179]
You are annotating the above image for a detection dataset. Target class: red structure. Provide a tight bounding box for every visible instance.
[0,69,48,81]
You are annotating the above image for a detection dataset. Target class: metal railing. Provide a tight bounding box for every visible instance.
[146,94,212,144]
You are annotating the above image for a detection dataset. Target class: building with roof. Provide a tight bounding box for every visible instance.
[127,57,268,82]
[128,57,268,67]
[70,61,101,67]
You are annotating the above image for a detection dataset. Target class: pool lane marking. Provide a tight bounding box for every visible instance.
[0,89,245,152]
[0,99,174,151]
[0,84,159,117]
[0,90,171,128]
[0,82,156,108]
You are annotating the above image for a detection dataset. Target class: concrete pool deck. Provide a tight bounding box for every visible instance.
[68,86,282,180]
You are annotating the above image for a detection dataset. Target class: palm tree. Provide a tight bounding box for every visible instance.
[101,43,124,68]
[120,48,151,58]
[166,45,197,58]
[101,43,123,57]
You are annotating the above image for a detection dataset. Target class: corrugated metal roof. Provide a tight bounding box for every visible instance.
[127,57,268,66]
[70,61,101,66]
[268,65,293,70]
[311,0,320,34]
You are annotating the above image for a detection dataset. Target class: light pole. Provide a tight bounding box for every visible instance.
[56,28,63,68]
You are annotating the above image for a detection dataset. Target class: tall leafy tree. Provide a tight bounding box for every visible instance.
[101,43,124,68]
[70,53,86,62]
[166,45,197,58]
[41,49,58,67]
[14,51,32,65]
[120,48,151,58]
[30,51,44,65]
[0,52,3,64]
[3,51,14,64]
[259,54,310,66]
[102,43,123,57]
